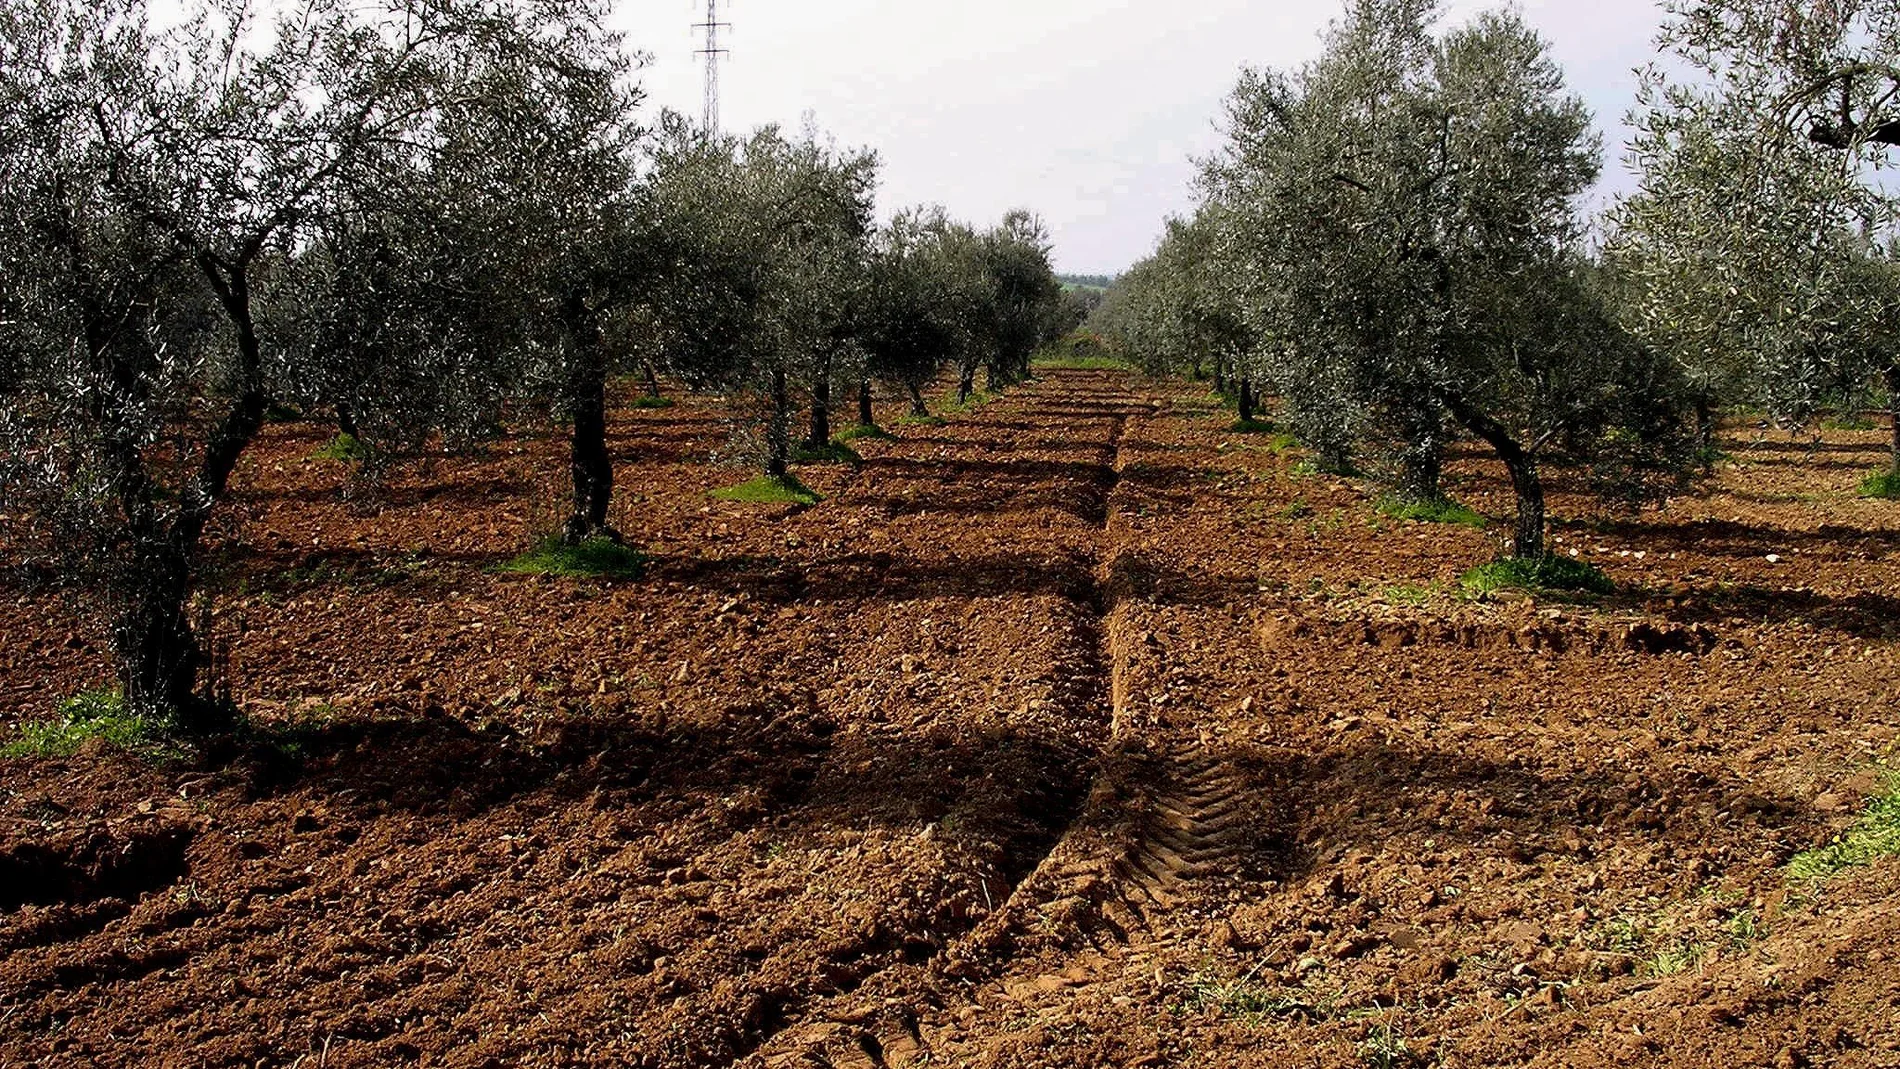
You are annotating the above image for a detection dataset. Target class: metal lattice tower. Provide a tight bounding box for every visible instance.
[694,0,730,134]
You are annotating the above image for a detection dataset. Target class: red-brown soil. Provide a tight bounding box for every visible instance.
[3,371,1898,1068]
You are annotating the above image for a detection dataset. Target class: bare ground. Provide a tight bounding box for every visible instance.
[2,370,1898,1068]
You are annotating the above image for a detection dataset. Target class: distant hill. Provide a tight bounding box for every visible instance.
[1057,273,1114,292]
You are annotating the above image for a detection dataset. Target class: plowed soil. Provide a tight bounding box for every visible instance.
[3,370,1899,1068]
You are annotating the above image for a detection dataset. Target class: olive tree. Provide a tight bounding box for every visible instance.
[1089,208,1258,413]
[1611,0,1900,477]
[1209,0,1690,556]
[973,211,1067,394]
[0,0,628,732]
[860,207,989,422]
[690,127,876,478]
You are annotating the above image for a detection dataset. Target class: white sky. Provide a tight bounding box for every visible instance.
[615,0,1673,274]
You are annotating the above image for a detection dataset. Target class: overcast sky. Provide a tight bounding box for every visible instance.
[614,1,1672,275]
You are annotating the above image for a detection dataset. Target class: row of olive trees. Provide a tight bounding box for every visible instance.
[1094,0,1900,563]
[0,0,1069,735]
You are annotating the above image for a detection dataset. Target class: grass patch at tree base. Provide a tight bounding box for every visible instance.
[832,423,895,445]
[1860,469,1900,499]
[629,395,675,410]
[940,390,997,414]
[311,432,368,462]
[1033,354,1134,372]
[710,474,822,506]
[494,537,647,579]
[1377,495,1488,528]
[1823,414,1878,431]
[895,413,945,427]
[1461,555,1615,596]
[1229,417,1277,435]
[1788,771,1900,881]
[792,440,862,465]
[2,689,171,759]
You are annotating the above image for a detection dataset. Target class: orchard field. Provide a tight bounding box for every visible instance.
[4,368,1897,1068]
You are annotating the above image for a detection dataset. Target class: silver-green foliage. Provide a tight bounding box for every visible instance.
[1205,0,1688,557]
[1611,0,1900,447]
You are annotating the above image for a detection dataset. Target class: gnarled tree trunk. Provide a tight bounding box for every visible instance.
[559,292,615,544]
[1396,407,1445,505]
[1887,364,1900,475]
[807,350,833,449]
[1442,392,1545,559]
[858,376,874,428]
[767,365,792,478]
[1237,378,1255,424]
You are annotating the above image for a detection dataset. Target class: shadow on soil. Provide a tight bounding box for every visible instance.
[1207,735,1823,885]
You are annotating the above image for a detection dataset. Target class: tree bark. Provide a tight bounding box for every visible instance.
[1694,392,1716,476]
[907,382,929,418]
[1396,407,1444,504]
[958,360,976,406]
[1441,392,1545,560]
[1888,364,1900,475]
[767,365,792,478]
[115,544,200,726]
[559,293,615,545]
[111,252,273,734]
[1501,451,1546,561]
[643,362,662,400]
[807,364,832,449]
[335,402,360,441]
[1212,356,1227,395]
[1237,378,1255,424]
[858,376,874,428]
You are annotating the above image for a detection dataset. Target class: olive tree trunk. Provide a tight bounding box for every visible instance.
[559,293,615,544]
[1396,407,1445,505]
[767,365,792,478]
[1443,392,1546,560]
[858,376,874,427]
[1887,364,1900,475]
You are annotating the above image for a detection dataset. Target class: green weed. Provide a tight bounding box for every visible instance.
[710,474,823,506]
[1359,1021,1417,1069]
[1377,495,1487,528]
[1823,414,1877,431]
[628,394,675,410]
[1644,941,1708,977]
[1383,582,1446,606]
[894,413,946,427]
[1181,972,1329,1024]
[940,389,997,414]
[1461,556,1615,596]
[494,537,647,580]
[311,432,368,462]
[1788,771,1900,881]
[1725,908,1763,948]
[1230,417,1277,435]
[833,423,895,445]
[3,689,167,759]
[1859,469,1900,500]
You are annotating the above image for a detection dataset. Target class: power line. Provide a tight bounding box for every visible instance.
[693,0,730,135]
